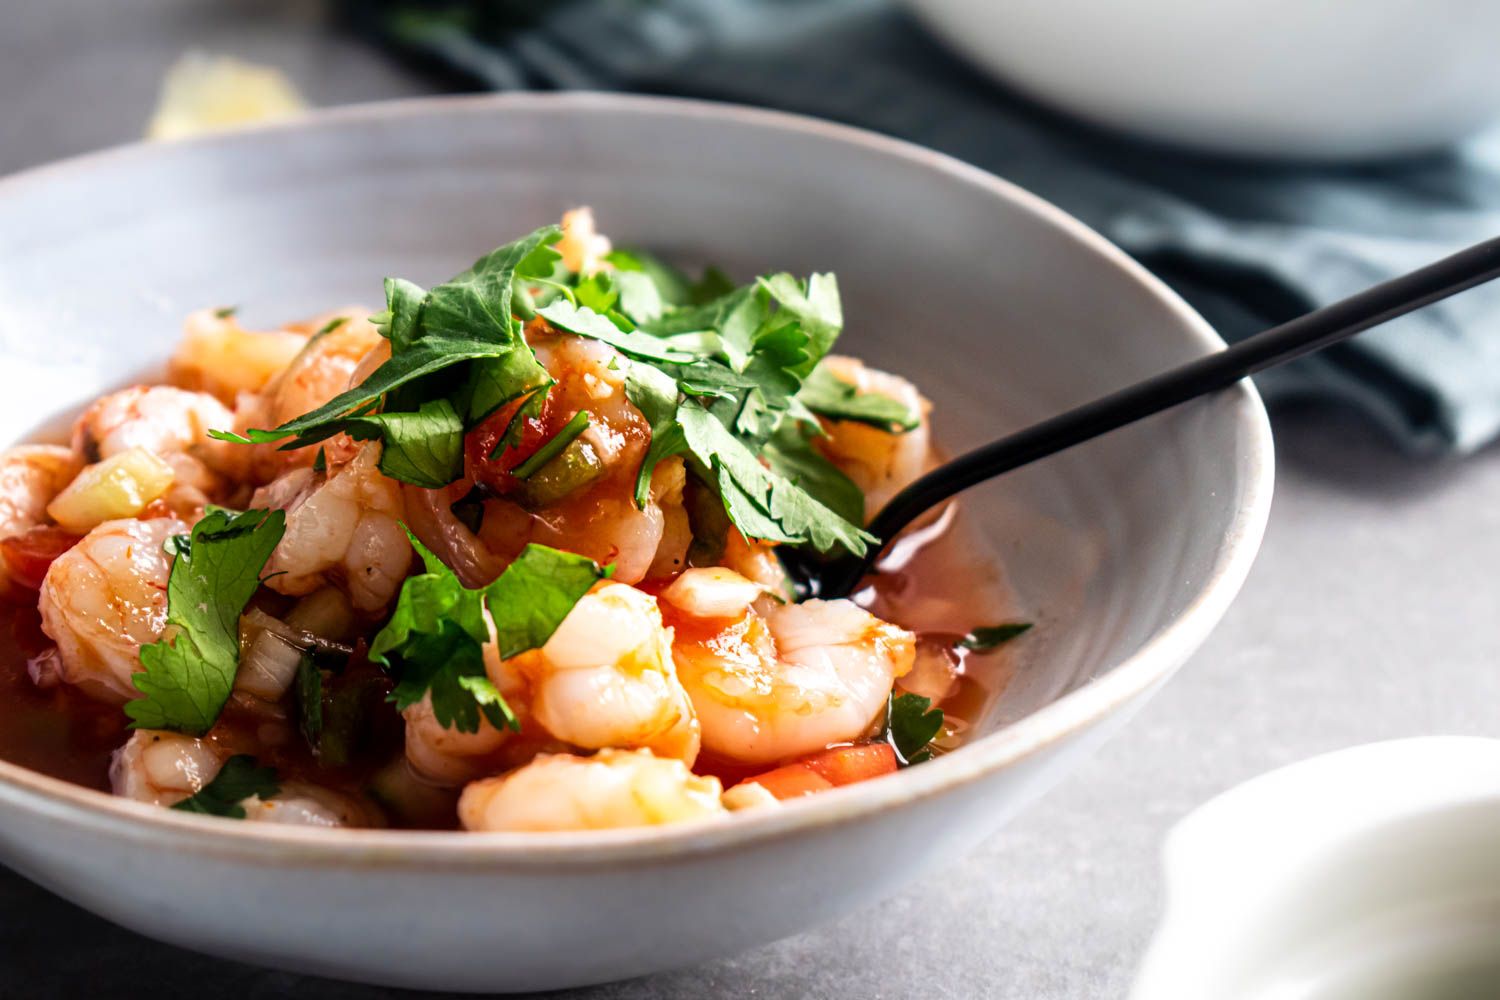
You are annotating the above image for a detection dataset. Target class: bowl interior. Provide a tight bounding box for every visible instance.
[0,94,1269,813]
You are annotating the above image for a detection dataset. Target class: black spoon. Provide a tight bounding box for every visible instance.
[791,235,1500,600]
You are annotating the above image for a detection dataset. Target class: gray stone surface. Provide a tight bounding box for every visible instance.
[4,2,1498,997]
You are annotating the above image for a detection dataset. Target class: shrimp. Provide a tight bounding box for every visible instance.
[406,329,688,587]
[660,568,916,765]
[110,730,380,827]
[240,782,381,828]
[814,355,932,517]
[169,308,308,402]
[259,311,383,432]
[110,730,224,806]
[237,310,385,482]
[37,516,185,703]
[402,635,562,785]
[555,207,612,276]
[458,749,725,832]
[252,443,412,614]
[71,385,244,512]
[505,581,700,764]
[0,445,81,597]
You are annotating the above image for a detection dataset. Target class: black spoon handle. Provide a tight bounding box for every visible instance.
[822,234,1500,598]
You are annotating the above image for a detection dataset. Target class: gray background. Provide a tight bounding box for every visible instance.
[4,2,1499,997]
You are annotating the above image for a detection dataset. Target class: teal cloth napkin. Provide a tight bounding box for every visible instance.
[353,0,1500,454]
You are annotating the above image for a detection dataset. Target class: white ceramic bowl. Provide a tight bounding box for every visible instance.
[1133,738,1500,1000]
[0,94,1272,992]
[904,0,1500,160]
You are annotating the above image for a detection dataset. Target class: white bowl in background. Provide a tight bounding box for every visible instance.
[0,93,1272,991]
[904,0,1500,160]
[1133,738,1500,1000]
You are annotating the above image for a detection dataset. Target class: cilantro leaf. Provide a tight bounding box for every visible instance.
[885,693,945,766]
[798,364,920,432]
[342,397,464,488]
[219,227,561,478]
[386,619,509,734]
[605,248,693,306]
[370,534,608,732]
[371,534,512,734]
[574,272,620,315]
[170,755,280,819]
[126,508,286,735]
[537,299,698,364]
[958,622,1033,651]
[378,277,426,351]
[422,226,560,346]
[678,405,875,555]
[624,363,688,508]
[763,421,866,526]
[613,270,665,324]
[758,272,842,375]
[486,543,614,659]
[455,350,552,426]
[216,335,527,446]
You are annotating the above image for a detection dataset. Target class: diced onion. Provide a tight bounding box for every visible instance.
[45,447,174,533]
[237,608,306,701]
[284,587,356,643]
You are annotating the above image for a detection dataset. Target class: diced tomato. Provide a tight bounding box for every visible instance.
[1,526,81,592]
[803,742,898,786]
[739,763,835,800]
[464,393,554,496]
[735,742,899,801]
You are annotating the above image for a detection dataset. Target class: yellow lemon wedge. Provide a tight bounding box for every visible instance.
[146,52,308,140]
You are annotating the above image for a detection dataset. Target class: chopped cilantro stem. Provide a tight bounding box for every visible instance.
[512,410,591,480]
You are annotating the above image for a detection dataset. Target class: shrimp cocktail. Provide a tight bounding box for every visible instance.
[0,211,1028,833]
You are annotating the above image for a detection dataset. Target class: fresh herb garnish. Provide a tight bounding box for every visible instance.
[369,534,611,733]
[958,622,1033,652]
[213,305,238,319]
[798,364,920,431]
[485,543,613,658]
[511,409,591,480]
[214,224,890,555]
[211,227,562,486]
[341,397,466,488]
[885,692,945,766]
[314,315,348,336]
[126,508,286,735]
[170,755,279,819]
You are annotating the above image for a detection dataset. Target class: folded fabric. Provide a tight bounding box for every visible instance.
[351,0,1500,453]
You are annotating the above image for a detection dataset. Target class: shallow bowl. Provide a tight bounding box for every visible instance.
[0,93,1272,992]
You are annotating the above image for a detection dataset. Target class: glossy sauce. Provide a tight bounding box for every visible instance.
[0,498,1022,823]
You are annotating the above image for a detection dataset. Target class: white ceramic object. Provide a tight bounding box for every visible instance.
[1133,738,1500,1000]
[0,94,1272,992]
[904,0,1500,160]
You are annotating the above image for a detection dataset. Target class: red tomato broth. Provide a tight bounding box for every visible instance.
[0,495,1024,823]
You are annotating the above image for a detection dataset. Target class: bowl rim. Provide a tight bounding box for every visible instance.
[0,91,1274,866]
